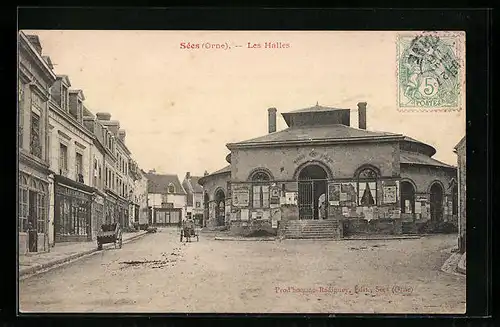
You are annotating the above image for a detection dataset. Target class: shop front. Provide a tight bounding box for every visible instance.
[19,170,50,253]
[91,191,105,240]
[53,175,93,243]
[116,197,129,229]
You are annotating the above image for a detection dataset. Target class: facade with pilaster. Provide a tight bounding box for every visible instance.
[18,32,57,253]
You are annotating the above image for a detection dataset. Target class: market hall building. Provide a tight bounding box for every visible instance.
[198,102,458,238]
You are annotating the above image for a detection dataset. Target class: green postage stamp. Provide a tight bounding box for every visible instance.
[397,31,465,111]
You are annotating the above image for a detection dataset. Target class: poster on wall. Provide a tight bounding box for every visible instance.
[341,183,357,206]
[240,209,249,221]
[415,201,422,214]
[270,207,281,221]
[383,186,397,204]
[270,186,280,204]
[232,186,250,207]
[363,207,374,221]
[405,200,412,214]
[285,192,297,205]
[328,183,340,206]
[271,219,278,228]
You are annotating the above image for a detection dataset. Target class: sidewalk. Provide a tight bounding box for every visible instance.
[441,251,466,277]
[19,231,148,278]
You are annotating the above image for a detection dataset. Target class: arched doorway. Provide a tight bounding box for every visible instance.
[203,192,209,227]
[430,182,444,222]
[298,164,328,220]
[214,189,225,226]
[400,181,416,215]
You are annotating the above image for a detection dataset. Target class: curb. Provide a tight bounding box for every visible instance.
[19,232,148,278]
[457,253,466,275]
[214,237,277,242]
[440,252,465,277]
[342,236,421,241]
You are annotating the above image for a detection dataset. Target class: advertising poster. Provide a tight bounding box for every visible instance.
[383,185,397,204]
[232,186,250,207]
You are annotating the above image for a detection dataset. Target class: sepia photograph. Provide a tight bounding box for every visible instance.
[17,29,467,314]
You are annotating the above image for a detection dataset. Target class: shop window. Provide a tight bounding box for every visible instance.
[18,80,24,148]
[59,143,68,175]
[30,111,42,159]
[19,187,28,232]
[36,193,46,233]
[357,167,377,206]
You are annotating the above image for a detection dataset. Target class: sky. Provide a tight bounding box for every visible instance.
[24,30,466,178]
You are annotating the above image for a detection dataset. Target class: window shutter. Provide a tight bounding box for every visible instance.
[253,186,260,208]
[262,185,269,207]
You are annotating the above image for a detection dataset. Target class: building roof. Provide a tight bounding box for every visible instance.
[400,151,455,169]
[57,75,72,87]
[83,106,94,118]
[182,176,204,194]
[227,124,402,148]
[454,135,466,151]
[401,136,437,157]
[69,89,85,100]
[198,165,231,186]
[145,173,186,195]
[285,103,349,114]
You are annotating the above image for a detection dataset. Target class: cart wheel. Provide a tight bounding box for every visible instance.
[118,236,123,249]
[97,242,102,250]
[180,231,183,242]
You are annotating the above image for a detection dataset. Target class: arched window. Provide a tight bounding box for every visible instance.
[168,183,175,194]
[250,170,271,182]
[251,170,271,208]
[357,167,377,206]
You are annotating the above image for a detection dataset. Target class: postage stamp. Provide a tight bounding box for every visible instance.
[396,31,465,111]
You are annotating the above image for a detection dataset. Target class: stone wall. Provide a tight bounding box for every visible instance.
[230,142,399,182]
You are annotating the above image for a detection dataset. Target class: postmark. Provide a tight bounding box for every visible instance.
[397,31,465,111]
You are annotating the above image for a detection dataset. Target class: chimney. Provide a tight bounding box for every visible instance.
[204,170,209,176]
[357,102,367,130]
[186,172,191,179]
[118,130,126,142]
[268,107,277,133]
[96,112,111,121]
[26,35,42,54]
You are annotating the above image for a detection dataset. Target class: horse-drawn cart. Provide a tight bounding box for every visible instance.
[180,220,199,242]
[97,222,122,250]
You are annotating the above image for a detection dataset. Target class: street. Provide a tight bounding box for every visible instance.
[19,228,465,313]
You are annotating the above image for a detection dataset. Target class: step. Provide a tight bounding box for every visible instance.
[286,235,339,239]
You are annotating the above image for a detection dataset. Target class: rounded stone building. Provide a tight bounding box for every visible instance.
[198,102,458,238]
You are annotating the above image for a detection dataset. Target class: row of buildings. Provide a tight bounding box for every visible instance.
[18,32,151,254]
[17,31,210,254]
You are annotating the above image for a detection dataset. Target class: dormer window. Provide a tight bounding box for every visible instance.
[168,183,175,194]
[61,85,68,110]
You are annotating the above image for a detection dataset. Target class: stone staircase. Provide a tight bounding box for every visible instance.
[282,219,342,239]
